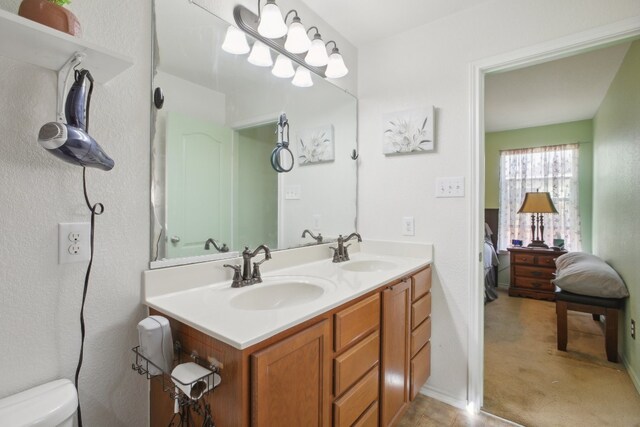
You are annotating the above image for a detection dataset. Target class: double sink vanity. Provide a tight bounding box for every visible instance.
[143,240,433,426]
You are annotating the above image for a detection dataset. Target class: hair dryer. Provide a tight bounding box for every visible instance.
[38,69,114,171]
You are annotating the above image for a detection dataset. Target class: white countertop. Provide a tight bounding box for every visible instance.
[143,241,432,349]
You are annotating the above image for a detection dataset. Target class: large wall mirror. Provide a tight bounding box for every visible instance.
[150,0,358,267]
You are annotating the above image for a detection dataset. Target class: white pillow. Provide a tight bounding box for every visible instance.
[553,252,629,299]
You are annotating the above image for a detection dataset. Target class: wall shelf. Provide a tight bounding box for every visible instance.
[0,8,133,83]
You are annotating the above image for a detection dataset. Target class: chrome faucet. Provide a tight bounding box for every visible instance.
[301,229,323,244]
[224,244,272,287]
[331,233,362,263]
[204,238,229,253]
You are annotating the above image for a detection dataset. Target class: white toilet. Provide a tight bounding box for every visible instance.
[0,379,78,426]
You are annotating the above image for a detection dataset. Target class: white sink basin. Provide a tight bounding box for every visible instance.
[230,276,336,311]
[340,259,398,272]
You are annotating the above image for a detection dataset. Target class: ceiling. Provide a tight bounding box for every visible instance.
[485,43,631,132]
[298,0,489,47]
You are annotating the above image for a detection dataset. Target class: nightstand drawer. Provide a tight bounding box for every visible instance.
[514,265,555,280]
[512,253,536,265]
[515,277,554,291]
[536,255,558,267]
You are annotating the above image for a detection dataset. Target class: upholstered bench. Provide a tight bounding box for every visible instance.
[553,252,629,363]
[555,289,624,362]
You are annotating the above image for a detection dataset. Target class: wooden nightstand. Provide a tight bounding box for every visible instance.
[507,247,567,300]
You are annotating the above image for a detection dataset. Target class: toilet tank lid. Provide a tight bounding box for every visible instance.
[0,379,77,426]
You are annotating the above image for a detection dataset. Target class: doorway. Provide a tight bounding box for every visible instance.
[468,18,640,418]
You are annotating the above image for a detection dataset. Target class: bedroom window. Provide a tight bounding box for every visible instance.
[498,143,582,251]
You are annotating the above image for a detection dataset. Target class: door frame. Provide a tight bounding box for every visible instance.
[467,17,640,413]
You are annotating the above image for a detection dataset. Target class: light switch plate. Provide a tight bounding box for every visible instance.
[402,217,415,236]
[284,185,301,200]
[59,222,91,264]
[436,176,465,198]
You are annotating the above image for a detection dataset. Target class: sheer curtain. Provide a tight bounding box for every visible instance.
[498,144,582,251]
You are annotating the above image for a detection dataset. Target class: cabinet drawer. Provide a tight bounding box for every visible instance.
[512,253,536,265]
[411,293,431,328]
[335,294,380,352]
[333,367,379,427]
[412,266,432,302]
[334,331,379,397]
[514,277,554,291]
[411,317,431,358]
[514,265,555,280]
[536,255,558,267]
[410,341,431,401]
[353,401,378,427]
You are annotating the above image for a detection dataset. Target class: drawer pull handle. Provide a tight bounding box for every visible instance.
[531,271,542,277]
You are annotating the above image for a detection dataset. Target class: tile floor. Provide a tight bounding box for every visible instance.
[397,394,517,427]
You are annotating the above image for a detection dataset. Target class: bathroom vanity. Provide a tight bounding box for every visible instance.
[143,242,432,426]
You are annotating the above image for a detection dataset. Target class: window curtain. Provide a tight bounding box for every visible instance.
[498,144,582,251]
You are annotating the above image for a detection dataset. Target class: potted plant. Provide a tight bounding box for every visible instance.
[18,0,81,37]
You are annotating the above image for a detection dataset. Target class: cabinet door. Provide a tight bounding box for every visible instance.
[251,320,331,427]
[380,279,411,427]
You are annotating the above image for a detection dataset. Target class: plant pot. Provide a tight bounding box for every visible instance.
[18,0,81,37]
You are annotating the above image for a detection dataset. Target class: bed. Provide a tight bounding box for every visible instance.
[484,223,499,302]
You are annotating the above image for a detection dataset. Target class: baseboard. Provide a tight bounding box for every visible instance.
[621,353,640,396]
[419,384,467,410]
[497,283,509,290]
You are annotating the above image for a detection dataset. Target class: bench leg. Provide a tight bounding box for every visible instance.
[556,301,568,352]
[592,314,600,321]
[605,308,619,363]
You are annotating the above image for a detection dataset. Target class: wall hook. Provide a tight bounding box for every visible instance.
[351,149,359,160]
[56,52,86,122]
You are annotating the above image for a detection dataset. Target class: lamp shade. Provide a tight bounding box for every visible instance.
[272,54,295,78]
[305,34,329,67]
[284,18,311,54]
[257,1,287,39]
[517,192,558,214]
[292,66,313,87]
[325,49,348,78]
[248,40,273,67]
[221,26,250,55]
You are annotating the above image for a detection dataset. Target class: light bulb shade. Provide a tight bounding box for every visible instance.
[272,54,295,78]
[517,192,558,214]
[325,51,348,78]
[284,20,311,54]
[257,1,287,39]
[304,36,329,67]
[221,26,250,55]
[248,40,273,67]
[292,66,313,87]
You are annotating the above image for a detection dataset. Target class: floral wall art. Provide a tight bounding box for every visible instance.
[383,107,435,154]
[297,125,335,165]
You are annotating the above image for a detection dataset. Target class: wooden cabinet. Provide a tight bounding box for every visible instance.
[149,264,432,427]
[251,320,331,427]
[380,279,411,426]
[508,247,566,300]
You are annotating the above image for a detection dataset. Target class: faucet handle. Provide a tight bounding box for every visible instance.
[330,247,340,263]
[343,244,352,261]
[223,264,242,288]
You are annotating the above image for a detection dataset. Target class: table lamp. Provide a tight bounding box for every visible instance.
[517,191,558,248]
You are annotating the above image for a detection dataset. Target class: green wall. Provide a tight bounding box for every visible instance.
[485,120,593,252]
[593,40,640,390]
[234,123,278,249]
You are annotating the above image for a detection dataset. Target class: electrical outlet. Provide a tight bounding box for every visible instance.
[402,216,415,236]
[284,185,301,200]
[632,319,636,340]
[312,214,321,231]
[59,222,91,264]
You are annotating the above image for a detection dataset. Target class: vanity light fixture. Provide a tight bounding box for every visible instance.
[324,40,349,78]
[292,66,313,87]
[248,40,273,67]
[221,25,250,55]
[283,10,311,54]
[272,54,295,78]
[304,27,329,67]
[257,0,287,39]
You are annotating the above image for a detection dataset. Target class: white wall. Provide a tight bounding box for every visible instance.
[0,1,150,426]
[358,0,640,404]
